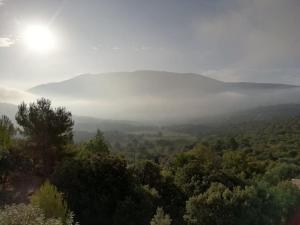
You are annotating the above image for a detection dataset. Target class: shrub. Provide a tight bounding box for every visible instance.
[31,181,71,224]
[150,207,172,225]
[0,203,77,225]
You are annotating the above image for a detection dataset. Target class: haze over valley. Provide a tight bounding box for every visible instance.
[2,70,300,124]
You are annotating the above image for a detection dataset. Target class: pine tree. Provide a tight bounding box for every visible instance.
[85,129,109,155]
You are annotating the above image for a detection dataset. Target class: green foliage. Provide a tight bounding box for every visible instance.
[150,207,172,225]
[31,181,70,224]
[0,115,15,189]
[228,137,239,150]
[0,204,77,225]
[221,150,267,180]
[15,98,74,175]
[134,160,161,187]
[271,181,300,224]
[184,183,280,225]
[264,163,300,185]
[133,161,185,225]
[53,154,155,225]
[83,129,109,155]
[0,115,14,150]
[3,101,300,225]
[170,145,243,196]
[104,130,196,163]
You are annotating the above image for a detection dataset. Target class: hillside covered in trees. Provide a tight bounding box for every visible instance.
[1,98,300,225]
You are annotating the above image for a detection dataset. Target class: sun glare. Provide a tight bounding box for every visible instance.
[22,24,56,53]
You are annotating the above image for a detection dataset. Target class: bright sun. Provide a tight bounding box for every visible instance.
[22,25,56,53]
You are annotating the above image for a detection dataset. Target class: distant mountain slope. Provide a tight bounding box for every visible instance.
[29,70,297,99]
[203,104,300,125]
[29,71,226,99]
[27,70,300,122]
[219,104,300,123]
[169,104,300,135]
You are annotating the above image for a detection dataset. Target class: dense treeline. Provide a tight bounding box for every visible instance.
[1,98,300,225]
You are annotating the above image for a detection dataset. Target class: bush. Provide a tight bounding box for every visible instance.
[53,155,155,225]
[0,203,77,225]
[150,207,172,225]
[31,181,71,224]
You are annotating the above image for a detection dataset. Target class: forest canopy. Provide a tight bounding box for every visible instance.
[1,98,300,225]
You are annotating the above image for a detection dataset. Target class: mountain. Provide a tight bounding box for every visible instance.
[29,71,225,99]
[28,70,300,122]
[30,70,297,99]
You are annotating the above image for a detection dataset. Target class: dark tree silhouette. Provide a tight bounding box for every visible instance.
[15,98,74,175]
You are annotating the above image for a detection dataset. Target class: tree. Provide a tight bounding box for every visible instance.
[134,160,161,188]
[53,154,155,225]
[184,183,280,225]
[271,181,300,224]
[170,145,242,196]
[228,137,239,150]
[15,98,74,175]
[84,129,109,155]
[0,115,15,150]
[221,151,263,180]
[0,115,15,189]
[150,207,172,225]
[263,163,300,185]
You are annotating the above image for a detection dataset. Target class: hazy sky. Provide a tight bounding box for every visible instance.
[0,0,300,89]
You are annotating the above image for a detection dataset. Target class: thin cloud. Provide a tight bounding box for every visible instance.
[193,0,300,83]
[0,86,36,104]
[0,37,14,47]
[112,46,120,51]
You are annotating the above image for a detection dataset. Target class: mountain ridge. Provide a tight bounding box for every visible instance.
[29,70,298,92]
[26,70,300,121]
[29,70,298,99]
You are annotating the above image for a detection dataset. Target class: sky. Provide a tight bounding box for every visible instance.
[0,0,300,89]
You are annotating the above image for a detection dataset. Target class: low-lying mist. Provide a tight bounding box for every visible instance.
[2,70,300,124]
[60,87,300,123]
[2,87,300,124]
[0,86,35,105]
